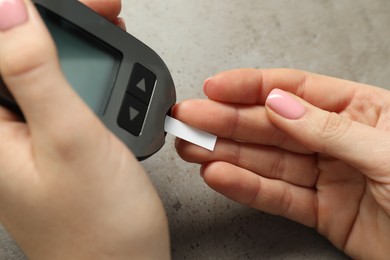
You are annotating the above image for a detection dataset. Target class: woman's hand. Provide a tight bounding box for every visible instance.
[0,0,169,259]
[175,68,390,260]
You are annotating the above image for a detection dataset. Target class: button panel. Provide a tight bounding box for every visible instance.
[117,63,157,136]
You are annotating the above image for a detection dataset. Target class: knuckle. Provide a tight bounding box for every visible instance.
[47,117,104,160]
[49,133,92,162]
[270,150,286,180]
[278,186,293,216]
[318,112,351,143]
[47,130,83,160]
[0,37,55,80]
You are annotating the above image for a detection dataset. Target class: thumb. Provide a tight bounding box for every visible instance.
[265,88,390,180]
[0,1,102,148]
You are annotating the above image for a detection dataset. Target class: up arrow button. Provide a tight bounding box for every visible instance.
[127,63,157,105]
[136,79,147,92]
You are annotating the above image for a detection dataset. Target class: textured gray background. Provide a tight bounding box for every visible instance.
[1,0,390,259]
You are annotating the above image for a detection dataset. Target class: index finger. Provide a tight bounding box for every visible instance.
[204,68,378,112]
[79,0,122,21]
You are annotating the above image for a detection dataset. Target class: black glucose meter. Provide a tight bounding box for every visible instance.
[0,0,176,160]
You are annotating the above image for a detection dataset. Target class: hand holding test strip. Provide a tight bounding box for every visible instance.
[164,116,217,151]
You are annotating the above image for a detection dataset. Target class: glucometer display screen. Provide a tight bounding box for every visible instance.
[37,6,122,114]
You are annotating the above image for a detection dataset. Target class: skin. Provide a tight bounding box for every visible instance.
[1,1,388,259]
[0,0,169,259]
[174,68,390,260]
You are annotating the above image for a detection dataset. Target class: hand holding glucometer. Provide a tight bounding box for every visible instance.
[0,1,172,258]
[0,0,216,159]
[0,0,181,160]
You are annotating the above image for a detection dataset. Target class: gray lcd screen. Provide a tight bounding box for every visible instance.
[37,7,122,114]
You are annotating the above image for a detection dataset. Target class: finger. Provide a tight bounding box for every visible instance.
[265,89,390,183]
[204,68,382,112]
[176,138,318,187]
[0,107,21,121]
[0,1,103,150]
[203,68,264,104]
[79,0,122,21]
[113,17,127,31]
[173,99,310,154]
[201,161,317,228]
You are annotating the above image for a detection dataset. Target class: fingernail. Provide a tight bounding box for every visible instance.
[200,164,205,179]
[203,77,213,95]
[114,17,126,31]
[204,77,213,85]
[0,0,28,31]
[266,89,306,119]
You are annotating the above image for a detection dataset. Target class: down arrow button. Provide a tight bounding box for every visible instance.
[117,94,147,136]
[129,106,140,121]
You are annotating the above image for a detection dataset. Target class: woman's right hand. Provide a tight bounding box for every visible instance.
[175,68,390,259]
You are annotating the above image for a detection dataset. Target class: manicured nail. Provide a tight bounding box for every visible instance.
[204,77,213,85]
[114,17,126,31]
[200,164,206,179]
[203,77,213,95]
[0,0,28,31]
[266,89,306,119]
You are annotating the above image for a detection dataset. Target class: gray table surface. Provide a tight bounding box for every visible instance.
[1,0,390,259]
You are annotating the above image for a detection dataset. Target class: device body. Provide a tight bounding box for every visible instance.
[0,0,176,160]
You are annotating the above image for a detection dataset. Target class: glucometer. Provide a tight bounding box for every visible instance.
[0,0,176,160]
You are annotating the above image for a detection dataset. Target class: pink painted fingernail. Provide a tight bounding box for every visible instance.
[0,0,28,31]
[266,89,306,119]
[203,77,213,96]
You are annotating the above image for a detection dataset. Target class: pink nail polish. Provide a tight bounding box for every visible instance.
[266,89,306,119]
[203,77,213,96]
[0,0,28,31]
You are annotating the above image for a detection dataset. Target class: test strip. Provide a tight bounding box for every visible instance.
[164,116,217,151]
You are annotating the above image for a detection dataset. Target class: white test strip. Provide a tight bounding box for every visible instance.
[164,116,217,151]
